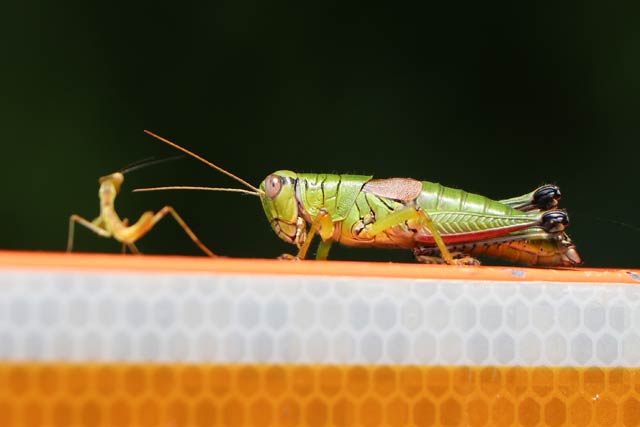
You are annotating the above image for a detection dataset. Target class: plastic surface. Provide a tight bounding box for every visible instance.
[1,251,639,426]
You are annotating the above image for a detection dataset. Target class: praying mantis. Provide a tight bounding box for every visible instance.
[135,131,581,266]
[67,160,216,256]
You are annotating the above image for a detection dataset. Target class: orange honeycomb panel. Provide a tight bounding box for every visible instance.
[2,363,640,427]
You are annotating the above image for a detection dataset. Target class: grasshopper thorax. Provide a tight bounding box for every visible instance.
[259,170,301,244]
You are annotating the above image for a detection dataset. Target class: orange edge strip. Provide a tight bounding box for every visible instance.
[1,250,639,284]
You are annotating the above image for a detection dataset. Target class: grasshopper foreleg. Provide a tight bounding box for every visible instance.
[297,209,335,260]
[279,210,335,260]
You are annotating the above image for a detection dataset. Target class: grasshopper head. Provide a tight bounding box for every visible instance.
[259,170,300,244]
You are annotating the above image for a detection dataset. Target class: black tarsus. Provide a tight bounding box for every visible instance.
[532,185,561,211]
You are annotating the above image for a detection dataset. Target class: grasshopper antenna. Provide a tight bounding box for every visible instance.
[133,185,260,196]
[143,130,262,194]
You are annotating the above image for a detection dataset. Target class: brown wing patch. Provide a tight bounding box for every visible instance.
[362,178,423,202]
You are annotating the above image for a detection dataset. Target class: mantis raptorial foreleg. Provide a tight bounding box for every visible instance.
[67,215,110,252]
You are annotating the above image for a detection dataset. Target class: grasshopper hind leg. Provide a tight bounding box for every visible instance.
[541,210,570,233]
[532,185,562,211]
[500,184,561,212]
[413,248,481,265]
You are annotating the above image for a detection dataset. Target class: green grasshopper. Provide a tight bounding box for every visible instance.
[136,130,581,266]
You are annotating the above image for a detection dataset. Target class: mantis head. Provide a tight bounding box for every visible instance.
[98,172,124,198]
[259,170,300,244]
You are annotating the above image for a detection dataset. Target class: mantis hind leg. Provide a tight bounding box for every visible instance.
[120,219,131,254]
[150,207,217,257]
[126,242,141,254]
[115,207,217,257]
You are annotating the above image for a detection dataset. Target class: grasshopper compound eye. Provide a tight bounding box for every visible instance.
[265,174,283,199]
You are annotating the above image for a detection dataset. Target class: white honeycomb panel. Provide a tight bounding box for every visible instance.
[0,269,638,367]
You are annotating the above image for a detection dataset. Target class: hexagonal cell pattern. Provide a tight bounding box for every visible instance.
[1,269,640,426]
[1,270,639,367]
[0,364,639,426]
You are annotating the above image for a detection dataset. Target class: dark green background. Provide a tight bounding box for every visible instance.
[3,3,638,267]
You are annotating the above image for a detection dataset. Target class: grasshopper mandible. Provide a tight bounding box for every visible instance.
[136,130,581,266]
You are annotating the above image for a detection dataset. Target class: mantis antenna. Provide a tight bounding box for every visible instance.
[143,130,262,195]
[119,155,185,175]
